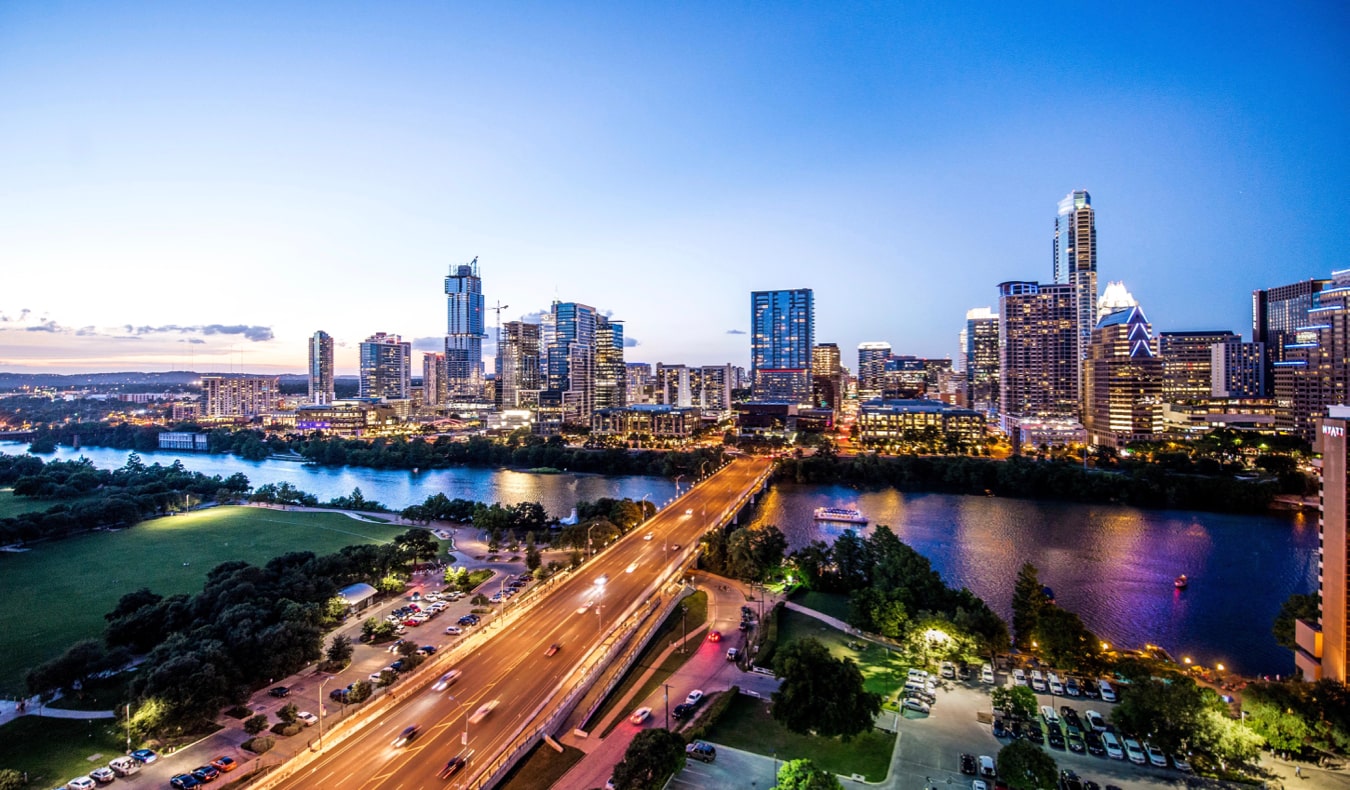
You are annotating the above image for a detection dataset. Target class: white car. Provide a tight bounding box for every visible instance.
[66,778,96,790]
[1124,737,1147,765]
[1040,705,1060,725]
[644,533,654,541]
[1085,709,1106,731]
[978,755,996,778]
[1031,670,1047,692]
[1098,679,1117,702]
[89,767,116,784]
[685,689,705,706]
[1102,731,1124,760]
[468,700,499,724]
[297,711,318,726]
[1173,753,1192,773]
[980,664,994,684]
[1012,668,1026,686]
[444,625,463,635]
[108,757,140,777]
[1145,742,1168,767]
[433,669,462,691]
[971,782,988,790]
[901,697,930,714]
[629,707,652,725]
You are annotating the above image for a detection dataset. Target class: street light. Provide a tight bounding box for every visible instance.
[447,694,470,746]
[680,603,688,653]
[587,522,598,558]
[317,675,334,750]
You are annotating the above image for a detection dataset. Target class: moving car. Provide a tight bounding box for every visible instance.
[644,532,654,540]
[707,630,721,642]
[438,755,468,778]
[672,703,694,719]
[545,643,562,657]
[726,647,740,661]
[629,707,652,725]
[444,626,463,635]
[433,669,462,691]
[468,700,499,724]
[297,711,318,727]
[130,749,158,764]
[209,756,237,772]
[685,508,694,515]
[393,724,420,747]
[686,741,716,762]
[268,686,290,698]
[685,689,705,706]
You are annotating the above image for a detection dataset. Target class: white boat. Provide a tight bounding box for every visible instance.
[813,507,868,524]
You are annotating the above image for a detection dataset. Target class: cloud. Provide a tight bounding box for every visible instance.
[412,336,443,352]
[179,338,207,345]
[0,315,275,343]
[624,337,640,347]
[126,324,275,342]
[726,329,746,335]
[25,321,62,333]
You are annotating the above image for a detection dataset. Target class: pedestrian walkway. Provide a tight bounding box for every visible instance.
[783,600,852,632]
[0,694,115,727]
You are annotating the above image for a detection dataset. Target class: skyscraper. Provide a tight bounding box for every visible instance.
[202,376,279,418]
[1255,276,1331,396]
[594,316,627,410]
[359,332,411,400]
[495,321,541,409]
[1054,190,1098,396]
[1296,405,1350,682]
[1084,304,1162,448]
[750,289,814,402]
[444,258,486,400]
[1211,337,1266,398]
[308,330,335,405]
[422,352,447,408]
[998,281,1080,429]
[857,342,891,397]
[1159,331,1238,403]
[1273,271,1350,440]
[961,308,999,415]
[546,301,599,423]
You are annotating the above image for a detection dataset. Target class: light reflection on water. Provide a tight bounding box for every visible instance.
[747,483,1315,677]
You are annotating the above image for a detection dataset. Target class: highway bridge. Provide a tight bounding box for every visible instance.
[262,454,775,790]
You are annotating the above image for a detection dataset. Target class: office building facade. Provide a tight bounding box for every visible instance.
[202,376,279,419]
[1053,190,1098,395]
[308,330,335,405]
[751,289,814,402]
[857,342,891,397]
[422,352,447,408]
[1159,331,1237,403]
[1084,305,1162,448]
[495,321,541,410]
[998,281,1080,431]
[594,316,627,411]
[1274,273,1350,440]
[1296,406,1350,682]
[444,259,486,399]
[358,332,411,400]
[961,308,1000,415]
[1211,337,1267,398]
[1255,277,1330,395]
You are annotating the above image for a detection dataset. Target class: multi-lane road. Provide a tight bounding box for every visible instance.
[271,454,773,790]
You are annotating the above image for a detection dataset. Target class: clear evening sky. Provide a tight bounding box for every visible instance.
[1,2,1346,375]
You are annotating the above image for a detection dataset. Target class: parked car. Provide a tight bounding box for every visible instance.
[444,626,463,635]
[88,767,115,785]
[1085,710,1106,732]
[458,614,479,626]
[1012,668,1026,686]
[191,764,220,782]
[169,775,201,790]
[297,711,318,727]
[130,749,158,764]
[66,776,96,790]
[978,755,996,778]
[942,661,957,679]
[992,718,1007,737]
[959,753,977,775]
[1084,730,1106,757]
[210,756,237,773]
[108,756,140,777]
[1102,731,1124,760]
[685,689,705,706]
[672,703,694,719]
[1173,754,1192,773]
[1025,725,1045,745]
[1066,730,1086,753]
[419,644,437,655]
[902,698,930,714]
[686,741,716,763]
[1145,742,1168,767]
[1065,677,1081,697]
[629,707,652,725]
[268,686,290,698]
[1098,680,1117,702]
[1123,737,1147,765]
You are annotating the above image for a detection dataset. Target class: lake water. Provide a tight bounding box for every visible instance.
[1,443,1313,676]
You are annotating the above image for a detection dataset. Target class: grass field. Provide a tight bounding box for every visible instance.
[701,694,894,781]
[777,608,910,701]
[789,589,852,623]
[497,741,585,790]
[0,488,98,520]
[0,506,407,695]
[0,715,129,787]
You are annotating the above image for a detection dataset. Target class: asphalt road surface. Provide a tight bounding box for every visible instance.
[271,455,772,790]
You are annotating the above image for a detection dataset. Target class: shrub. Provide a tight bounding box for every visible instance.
[242,736,275,754]
[243,714,269,735]
[755,602,784,668]
[270,722,304,737]
[684,686,740,742]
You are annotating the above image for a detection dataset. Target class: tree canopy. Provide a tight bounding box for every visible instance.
[611,728,687,790]
[774,758,842,790]
[996,740,1057,790]
[771,637,882,741]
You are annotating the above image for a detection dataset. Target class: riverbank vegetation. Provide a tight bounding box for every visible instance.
[778,452,1289,513]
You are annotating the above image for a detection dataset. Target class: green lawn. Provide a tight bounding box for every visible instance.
[0,506,408,695]
[585,591,709,732]
[777,609,910,701]
[0,715,129,787]
[497,741,585,790]
[701,694,893,781]
[790,590,852,623]
[0,488,99,520]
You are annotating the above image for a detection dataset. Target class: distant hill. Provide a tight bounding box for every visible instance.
[0,371,360,391]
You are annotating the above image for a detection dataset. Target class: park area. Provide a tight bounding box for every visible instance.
[0,505,406,694]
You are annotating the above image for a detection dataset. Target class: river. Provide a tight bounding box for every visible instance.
[1,443,1313,676]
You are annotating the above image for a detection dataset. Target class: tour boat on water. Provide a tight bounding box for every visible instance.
[813,507,868,524]
[1174,574,1189,590]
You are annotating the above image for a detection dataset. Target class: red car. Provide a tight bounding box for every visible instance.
[545,643,561,657]
[708,630,722,642]
[437,755,468,778]
[403,619,422,627]
[209,757,237,773]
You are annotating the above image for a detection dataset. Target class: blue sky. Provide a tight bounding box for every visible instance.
[1,2,1345,374]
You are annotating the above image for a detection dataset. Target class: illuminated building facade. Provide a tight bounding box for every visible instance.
[592,404,702,438]
[1296,405,1350,682]
[1053,190,1098,395]
[856,399,986,447]
[422,352,447,408]
[1274,272,1350,441]
[308,330,335,405]
[997,281,1079,432]
[961,308,1000,416]
[202,376,279,419]
[594,316,627,410]
[857,341,891,396]
[495,321,541,410]
[751,288,814,403]
[1211,337,1266,398]
[1084,305,1162,448]
[1159,330,1237,403]
[1255,276,1330,395]
[444,259,486,399]
[545,301,598,424]
[359,333,411,400]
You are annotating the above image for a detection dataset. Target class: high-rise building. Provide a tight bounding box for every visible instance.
[1295,405,1350,682]
[857,341,892,397]
[750,289,814,402]
[625,363,654,404]
[1255,277,1332,396]
[595,316,627,410]
[998,281,1080,429]
[961,308,999,415]
[1159,331,1238,403]
[307,330,334,405]
[812,343,841,379]
[358,333,411,400]
[812,343,843,411]
[655,364,690,407]
[422,352,447,408]
[444,259,486,399]
[546,301,599,423]
[698,365,734,415]
[1274,272,1350,440]
[1053,190,1098,396]
[202,376,279,418]
[1211,337,1267,398]
[1084,305,1162,448]
[495,321,541,410]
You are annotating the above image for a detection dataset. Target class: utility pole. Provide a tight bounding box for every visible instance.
[664,683,671,730]
[680,603,688,653]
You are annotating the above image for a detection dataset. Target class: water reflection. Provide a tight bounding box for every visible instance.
[748,482,1313,677]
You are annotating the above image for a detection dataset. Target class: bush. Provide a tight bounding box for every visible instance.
[243,714,269,735]
[685,686,740,742]
[242,736,275,754]
[225,705,252,720]
[0,769,24,790]
[270,722,304,737]
[755,602,784,668]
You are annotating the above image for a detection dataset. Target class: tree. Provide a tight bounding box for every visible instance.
[244,714,270,735]
[525,532,542,572]
[610,728,687,790]
[771,637,882,740]
[1011,562,1048,650]
[1111,675,1218,754]
[0,769,24,790]
[1274,592,1319,651]
[991,685,1038,721]
[773,758,842,790]
[996,740,1057,790]
[345,680,373,704]
[277,702,299,725]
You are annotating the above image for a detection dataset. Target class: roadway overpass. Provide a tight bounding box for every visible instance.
[262,454,775,790]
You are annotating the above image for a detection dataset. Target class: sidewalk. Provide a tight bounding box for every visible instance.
[0,695,116,727]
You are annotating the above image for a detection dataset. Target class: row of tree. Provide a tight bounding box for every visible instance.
[777,452,1284,513]
[0,453,251,544]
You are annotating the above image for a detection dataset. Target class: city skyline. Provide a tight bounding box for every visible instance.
[1,2,1345,374]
